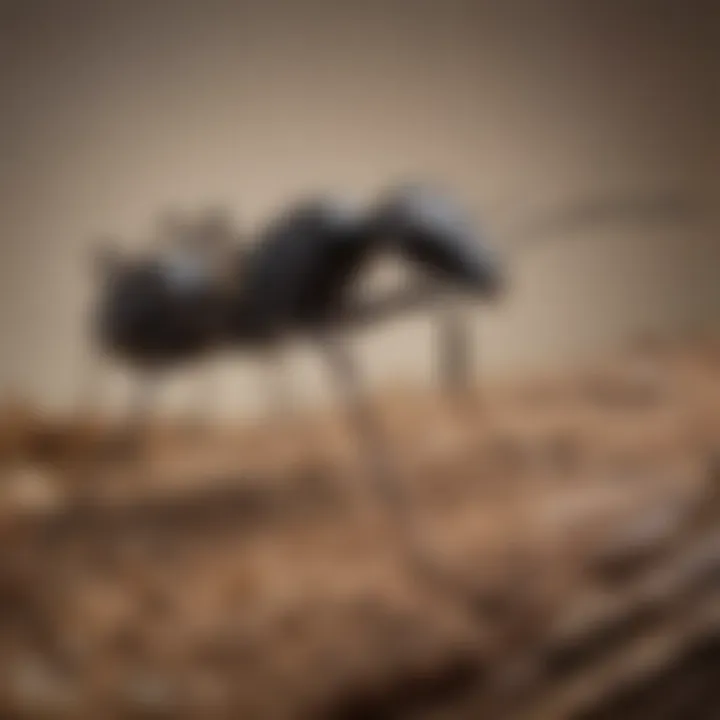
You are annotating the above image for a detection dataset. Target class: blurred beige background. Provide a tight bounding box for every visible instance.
[0,0,718,418]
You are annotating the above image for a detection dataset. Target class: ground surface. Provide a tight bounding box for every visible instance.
[0,338,718,719]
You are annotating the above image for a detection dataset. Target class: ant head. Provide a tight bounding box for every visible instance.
[374,182,506,301]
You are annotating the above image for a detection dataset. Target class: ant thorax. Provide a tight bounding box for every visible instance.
[158,249,214,294]
[155,237,238,297]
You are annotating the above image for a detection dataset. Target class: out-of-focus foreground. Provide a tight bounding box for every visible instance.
[0,337,718,719]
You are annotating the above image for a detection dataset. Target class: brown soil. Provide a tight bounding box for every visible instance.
[0,337,718,719]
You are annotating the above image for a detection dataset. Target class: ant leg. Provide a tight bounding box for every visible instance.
[435,296,485,436]
[264,343,296,424]
[70,349,108,480]
[319,331,406,515]
[430,295,485,473]
[260,342,302,469]
[112,370,158,465]
[76,350,104,419]
[436,295,474,399]
[183,358,217,439]
[319,331,462,589]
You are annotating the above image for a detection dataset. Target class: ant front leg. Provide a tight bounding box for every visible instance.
[435,293,484,417]
[318,330,406,514]
[435,293,473,398]
[318,330,455,586]
[432,293,485,463]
